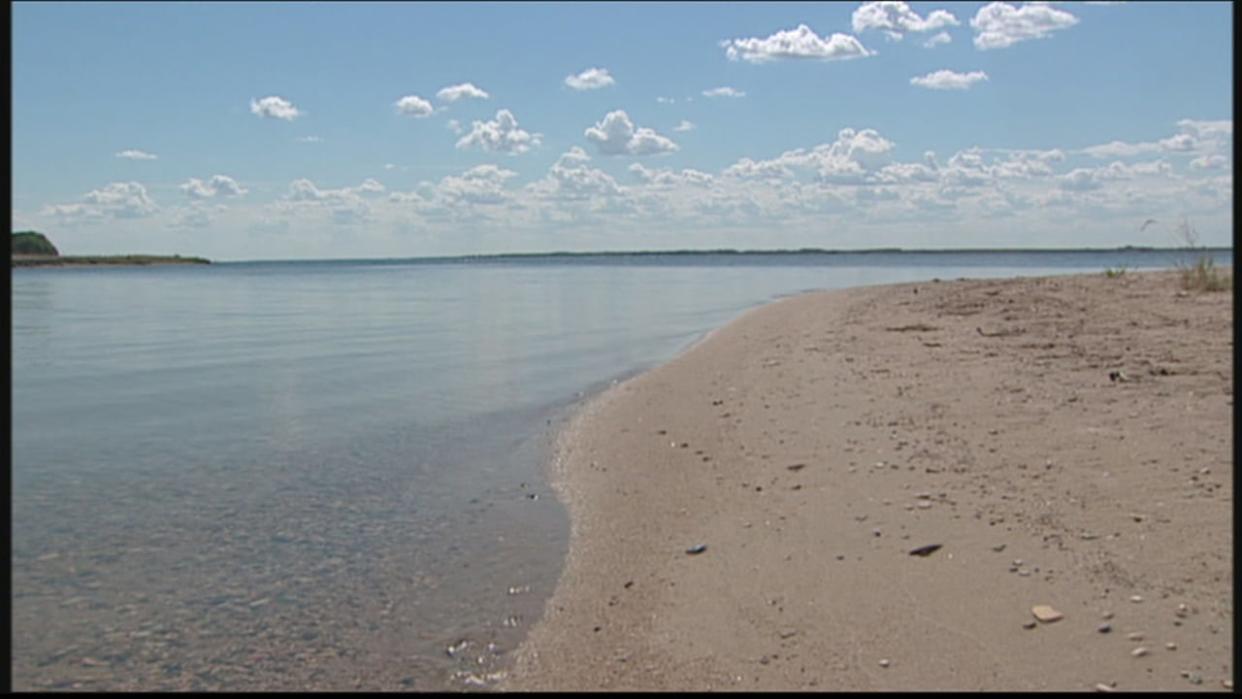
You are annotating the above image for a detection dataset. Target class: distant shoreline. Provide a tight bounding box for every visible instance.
[221,245,1231,265]
[11,254,211,268]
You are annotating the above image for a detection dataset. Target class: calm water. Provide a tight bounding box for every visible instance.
[10,249,1230,690]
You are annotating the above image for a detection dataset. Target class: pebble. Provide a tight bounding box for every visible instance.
[1129,595,1143,603]
[1127,632,1143,641]
[992,544,1007,552]
[1094,683,1116,692]
[1101,612,1114,620]
[1097,623,1112,634]
[1130,647,1148,658]
[1022,621,1037,630]
[1222,680,1233,689]
[878,659,890,668]
[1188,673,1203,685]
[917,501,932,509]
[1164,642,1177,650]
[1031,605,1064,623]
[1175,603,1189,617]
[686,544,708,555]
[1018,569,1031,577]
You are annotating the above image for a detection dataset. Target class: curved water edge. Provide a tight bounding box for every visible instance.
[10,251,1230,690]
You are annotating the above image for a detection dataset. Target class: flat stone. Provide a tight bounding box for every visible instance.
[1130,647,1149,657]
[1032,605,1064,623]
[878,659,890,668]
[1094,683,1116,692]
[1098,624,1112,634]
[1127,632,1143,641]
[1129,595,1144,603]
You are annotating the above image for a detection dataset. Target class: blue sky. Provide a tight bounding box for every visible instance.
[12,1,1234,260]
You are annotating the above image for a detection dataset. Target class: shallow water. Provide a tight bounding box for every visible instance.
[10,249,1229,690]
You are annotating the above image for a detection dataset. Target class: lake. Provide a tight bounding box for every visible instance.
[9,248,1230,690]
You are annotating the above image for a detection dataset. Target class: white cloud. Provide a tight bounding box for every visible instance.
[852,2,960,38]
[456,109,542,155]
[436,82,490,102]
[280,178,386,225]
[394,95,434,117]
[1190,154,1228,170]
[447,119,464,135]
[723,127,895,183]
[250,96,303,121]
[43,182,158,221]
[674,120,696,132]
[1082,119,1233,159]
[656,96,676,104]
[910,69,989,90]
[971,2,1079,50]
[702,86,746,98]
[296,136,323,143]
[115,149,158,161]
[527,147,624,202]
[584,110,680,157]
[180,175,248,199]
[722,24,874,63]
[565,68,616,90]
[923,31,953,48]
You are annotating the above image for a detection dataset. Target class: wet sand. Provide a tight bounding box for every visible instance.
[504,269,1233,692]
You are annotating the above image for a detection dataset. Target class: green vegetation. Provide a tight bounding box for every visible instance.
[12,231,60,256]
[11,230,210,267]
[1104,266,1128,278]
[1173,219,1231,292]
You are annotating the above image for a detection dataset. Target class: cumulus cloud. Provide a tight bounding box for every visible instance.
[436,82,490,102]
[446,119,464,135]
[702,86,746,98]
[565,68,616,90]
[280,178,386,224]
[394,95,434,117]
[525,147,625,202]
[1190,154,1229,170]
[674,120,696,132]
[456,109,542,155]
[971,2,1079,50]
[296,136,323,143]
[43,182,159,221]
[584,110,680,157]
[250,96,303,120]
[180,175,248,199]
[722,24,874,63]
[1082,119,1233,159]
[852,2,959,38]
[923,31,953,48]
[115,149,157,161]
[910,69,989,90]
[723,127,895,183]
[656,96,676,104]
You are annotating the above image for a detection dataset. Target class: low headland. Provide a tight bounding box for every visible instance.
[504,267,1233,692]
[11,231,210,267]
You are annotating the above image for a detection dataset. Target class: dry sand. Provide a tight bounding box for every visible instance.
[503,269,1233,692]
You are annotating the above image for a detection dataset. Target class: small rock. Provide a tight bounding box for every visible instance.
[1130,647,1148,658]
[1127,632,1144,641]
[1032,605,1064,623]
[1222,680,1233,689]
[992,544,1007,552]
[1187,673,1202,685]
[786,463,806,472]
[1175,603,1189,617]
[1101,612,1114,620]
[873,528,882,537]
[1018,569,1031,577]
[1098,624,1112,634]
[917,501,932,509]
[779,628,798,639]
[686,544,708,555]
[1094,683,1116,692]
[908,544,942,557]
[1022,621,1037,630]
[1129,595,1143,604]
[1164,642,1176,650]
[878,659,890,668]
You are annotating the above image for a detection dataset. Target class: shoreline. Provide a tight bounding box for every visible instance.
[11,255,211,268]
[504,269,1233,691]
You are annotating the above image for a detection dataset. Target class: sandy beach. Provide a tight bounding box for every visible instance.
[503,269,1233,692]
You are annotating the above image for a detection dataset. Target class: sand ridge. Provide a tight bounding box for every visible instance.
[503,269,1233,692]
